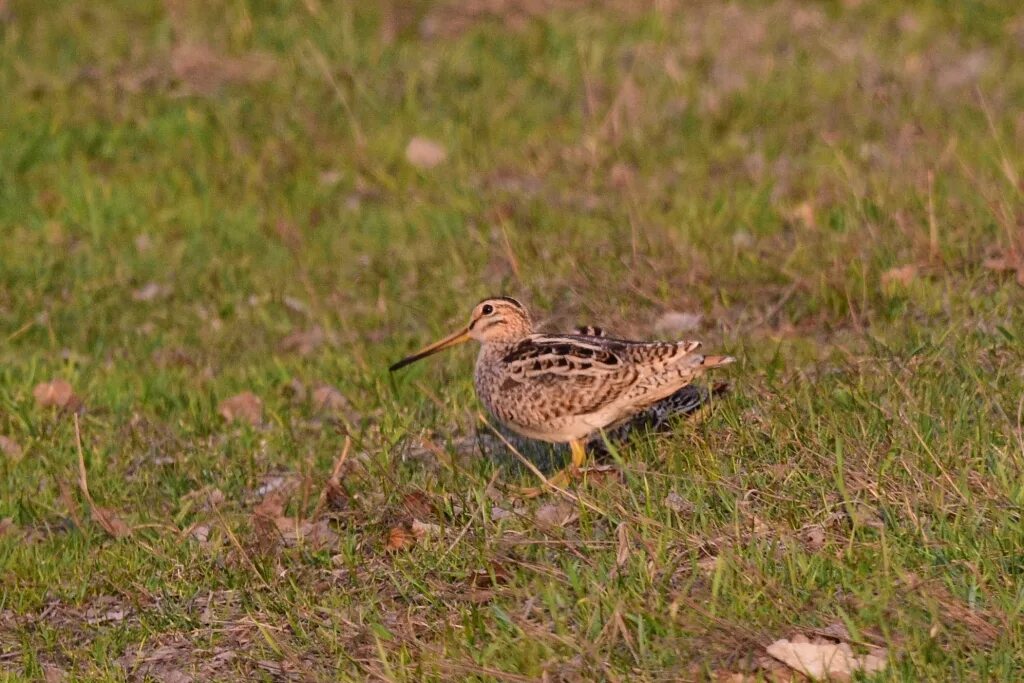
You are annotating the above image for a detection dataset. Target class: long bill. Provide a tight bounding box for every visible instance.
[389,327,471,372]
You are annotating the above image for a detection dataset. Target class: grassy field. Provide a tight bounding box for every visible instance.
[3,0,1024,680]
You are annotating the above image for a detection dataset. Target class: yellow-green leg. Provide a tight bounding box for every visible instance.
[514,439,587,498]
[569,439,587,469]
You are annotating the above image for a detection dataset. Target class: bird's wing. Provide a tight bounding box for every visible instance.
[498,334,708,416]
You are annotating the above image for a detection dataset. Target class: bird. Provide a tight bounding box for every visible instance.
[389,296,734,492]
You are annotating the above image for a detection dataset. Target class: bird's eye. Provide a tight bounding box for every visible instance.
[481,304,494,315]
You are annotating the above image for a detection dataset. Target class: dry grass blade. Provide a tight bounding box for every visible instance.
[74,414,132,538]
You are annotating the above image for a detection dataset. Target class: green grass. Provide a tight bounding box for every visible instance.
[2,0,1024,679]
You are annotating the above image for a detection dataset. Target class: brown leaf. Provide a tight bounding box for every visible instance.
[321,480,348,511]
[253,492,285,521]
[171,42,275,95]
[0,435,23,462]
[131,282,167,302]
[609,162,636,189]
[615,522,631,568]
[579,464,623,487]
[766,638,886,680]
[534,501,578,529]
[880,264,918,288]
[664,490,694,514]
[92,506,132,538]
[386,525,415,551]
[984,252,1024,287]
[41,664,67,683]
[33,379,82,411]
[790,201,817,229]
[0,517,17,538]
[411,518,441,539]
[469,560,512,589]
[280,518,338,549]
[252,491,285,545]
[732,230,755,250]
[207,488,225,507]
[802,524,827,552]
[312,384,349,413]
[405,136,447,169]
[218,391,263,426]
[279,327,325,356]
[983,255,1015,272]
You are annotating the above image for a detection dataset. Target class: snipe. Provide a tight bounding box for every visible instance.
[390,297,734,492]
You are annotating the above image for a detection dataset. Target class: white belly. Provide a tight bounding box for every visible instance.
[503,406,624,443]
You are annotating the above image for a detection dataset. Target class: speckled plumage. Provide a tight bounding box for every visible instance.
[391,297,734,448]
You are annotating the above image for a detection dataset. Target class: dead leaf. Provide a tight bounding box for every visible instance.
[411,518,441,539]
[767,638,886,681]
[41,663,67,683]
[405,136,447,169]
[33,379,82,411]
[131,282,167,302]
[609,162,636,189]
[697,555,719,576]
[218,391,263,426]
[654,311,703,335]
[845,501,884,530]
[664,490,694,514]
[534,501,577,529]
[615,522,631,568]
[279,327,325,356]
[312,384,348,413]
[170,42,275,95]
[732,230,755,250]
[254,475,292,498]
[469,560,512,588]
[984,252,1024,287]
[252,492,285,547]
[790,201,817,229]
[321,480,348,511]
[0,435,23,462]
[0,517,16,537]
[802,524,827,552]
[386,525,414,551]
[279,518,338,549]
[813,621,853,643]
[579,464,623,487]
[92,506,132,538]
[880,264,918,289]
[134,233,153,252]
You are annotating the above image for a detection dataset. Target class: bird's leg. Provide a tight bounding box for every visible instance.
[569,439,587,469]
[511,439,588,498]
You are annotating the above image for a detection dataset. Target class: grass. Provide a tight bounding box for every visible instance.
[2,0,1024,679]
